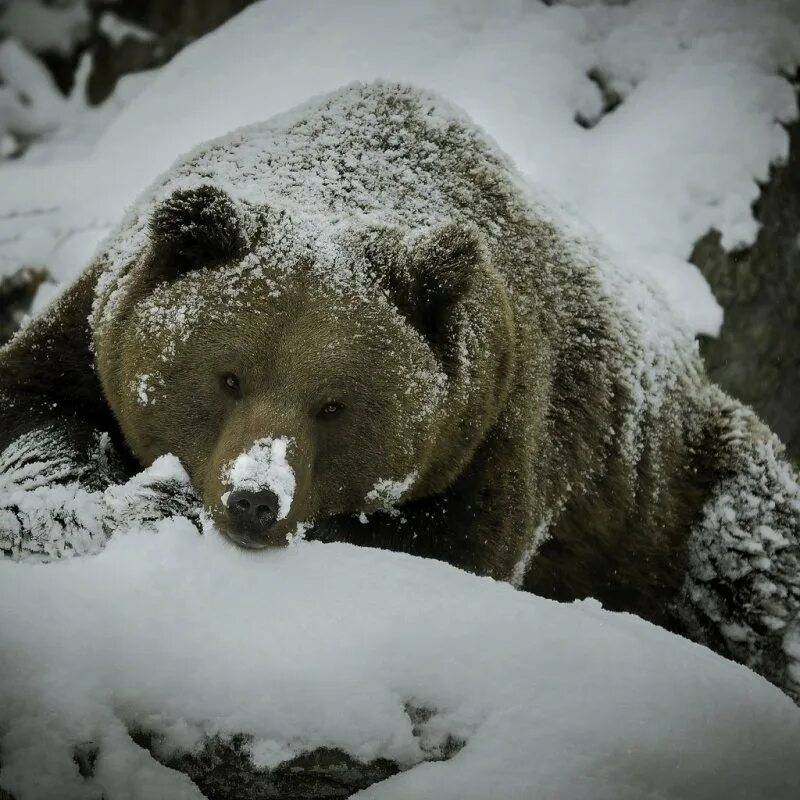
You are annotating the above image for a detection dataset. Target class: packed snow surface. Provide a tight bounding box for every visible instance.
[2,0,799,334]
[222,436,295,521]
[1,521,799,800]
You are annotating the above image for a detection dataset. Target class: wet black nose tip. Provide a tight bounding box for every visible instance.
[226,488,280,534]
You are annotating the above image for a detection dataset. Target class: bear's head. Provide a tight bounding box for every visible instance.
[95,186,515,548]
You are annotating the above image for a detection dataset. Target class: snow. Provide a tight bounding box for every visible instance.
[2,0,799,334]
[366,471,418,512]
[0,38,66,148]
[132,373,154,406]
[510,514,554,589]
[0,0,90,57]
[222,436,295,521]
[1,520,799,800]
[97,12,155,47]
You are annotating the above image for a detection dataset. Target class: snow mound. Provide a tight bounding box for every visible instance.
[222,436,295,521]
[1,522,799,799]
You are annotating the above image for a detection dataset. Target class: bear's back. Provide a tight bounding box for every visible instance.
[102,82,528,277]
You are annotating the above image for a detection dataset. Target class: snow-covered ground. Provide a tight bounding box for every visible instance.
[2,1,800,797]
[1,520,799,800]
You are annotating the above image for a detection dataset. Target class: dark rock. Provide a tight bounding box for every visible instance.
[0,267,48,345]
[691,89,800,464]
[132,731,401,800]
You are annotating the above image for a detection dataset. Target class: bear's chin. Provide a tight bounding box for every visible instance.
[212,512,299,551]
[223,531,279,551]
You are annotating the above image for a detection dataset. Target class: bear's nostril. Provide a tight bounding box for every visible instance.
[256,504,277,527]
[231,497,251,514]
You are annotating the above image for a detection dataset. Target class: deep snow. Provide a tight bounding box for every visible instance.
[1,522,800,800]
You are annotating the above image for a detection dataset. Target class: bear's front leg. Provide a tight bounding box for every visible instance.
[0,417,124,559]
[676,407,800,705]
[0,416,203,561]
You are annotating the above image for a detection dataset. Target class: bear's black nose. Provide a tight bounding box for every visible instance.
[226,488,280,544]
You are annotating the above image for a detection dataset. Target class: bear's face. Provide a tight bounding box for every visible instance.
[96,187,515,548]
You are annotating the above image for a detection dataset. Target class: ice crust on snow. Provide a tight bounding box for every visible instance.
[1,524,800,800]
[222,437,295,521]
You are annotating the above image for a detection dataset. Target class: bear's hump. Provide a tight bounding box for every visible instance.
[172,81,518,227]
[100,83,523,277]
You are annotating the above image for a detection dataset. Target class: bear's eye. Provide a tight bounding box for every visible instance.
[317,401,343,419]
[221,372,241,396]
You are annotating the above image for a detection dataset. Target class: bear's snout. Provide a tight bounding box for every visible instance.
[225,487,284,549]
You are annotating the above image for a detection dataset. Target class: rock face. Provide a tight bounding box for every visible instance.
[692,97,800,465]
[131,734,401,800]
[0,268,47,346]
[87,0,258,104]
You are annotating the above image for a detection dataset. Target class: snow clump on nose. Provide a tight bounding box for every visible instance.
[221,437,295,520]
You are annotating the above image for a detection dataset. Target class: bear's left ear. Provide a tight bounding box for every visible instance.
[149,185,246,275]
[398,222,487,358]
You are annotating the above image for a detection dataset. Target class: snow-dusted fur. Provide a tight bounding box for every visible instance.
[0,82,798,703]
[0,427,202,560]
[680,388,800,700]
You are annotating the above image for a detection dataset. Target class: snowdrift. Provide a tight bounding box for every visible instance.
[1,520,799,799]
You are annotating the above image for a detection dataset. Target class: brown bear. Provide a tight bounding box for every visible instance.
[1,82,798,703]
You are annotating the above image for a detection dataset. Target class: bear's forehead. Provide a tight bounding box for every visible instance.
[129,260,413,363]
[122,257,447,417]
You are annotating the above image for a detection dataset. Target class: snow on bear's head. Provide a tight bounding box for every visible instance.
[94,183,515,548]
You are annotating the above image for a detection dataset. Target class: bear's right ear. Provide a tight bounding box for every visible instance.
[149,185,246,276]
[395,222,488,363]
